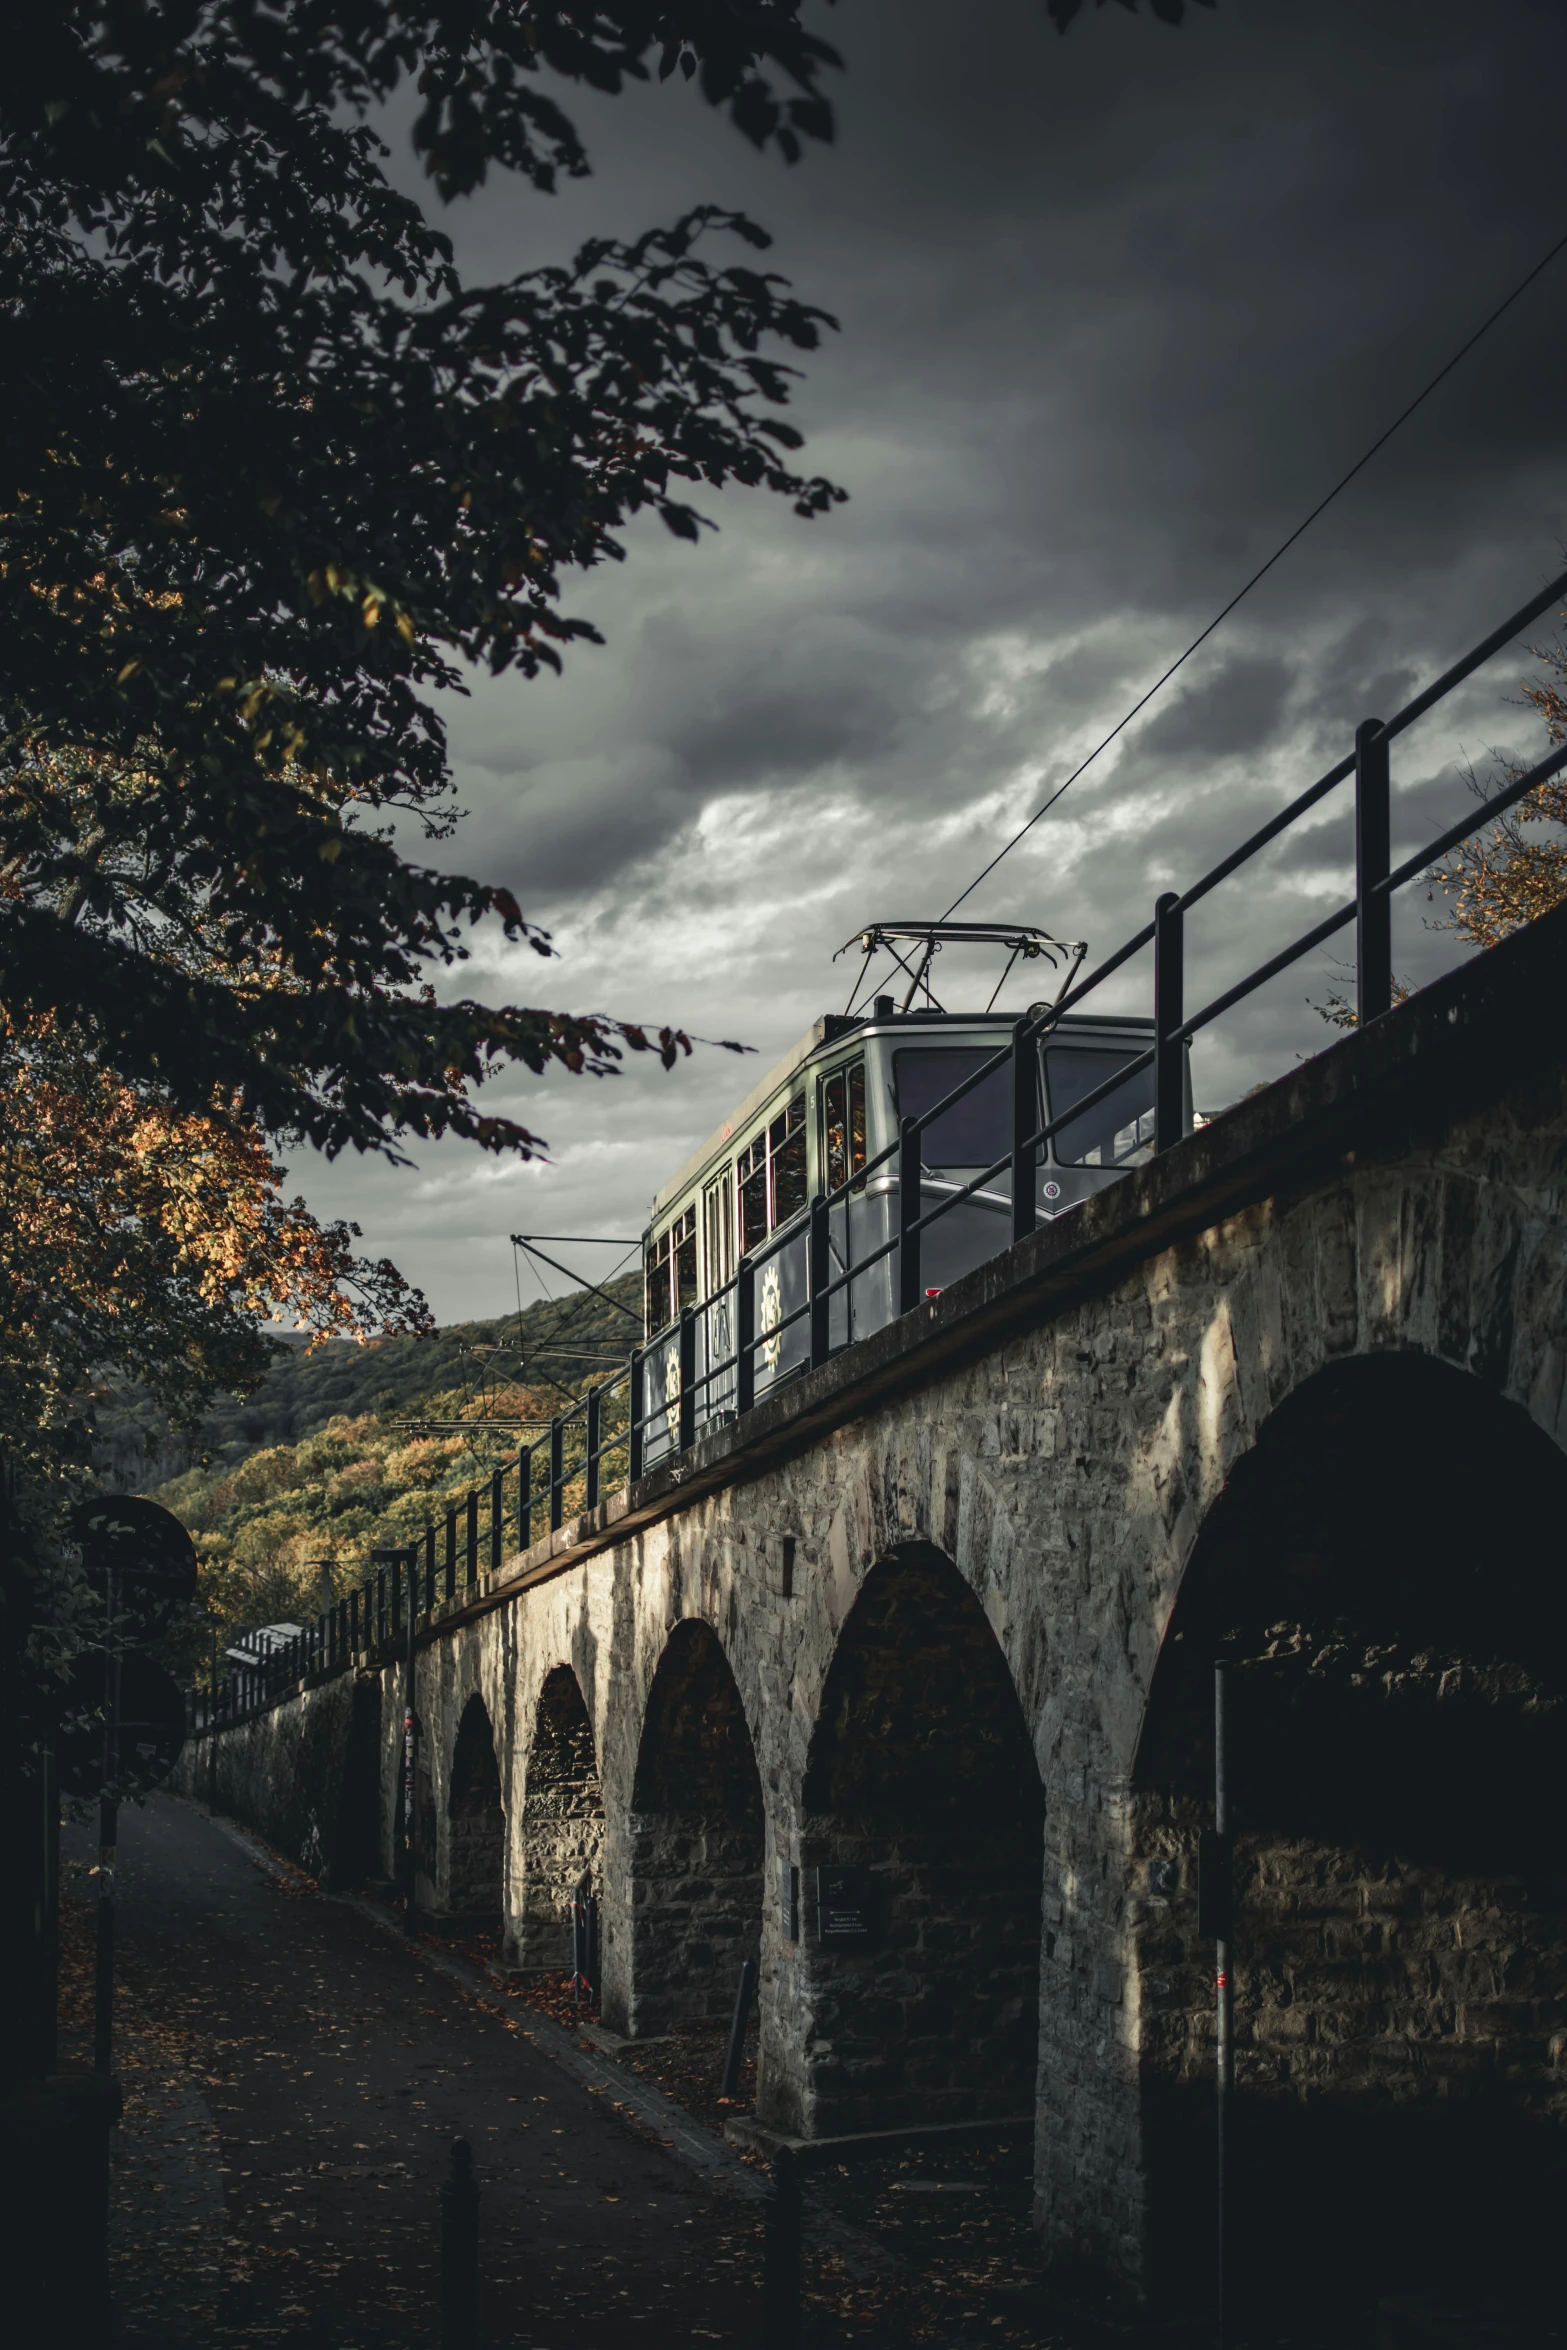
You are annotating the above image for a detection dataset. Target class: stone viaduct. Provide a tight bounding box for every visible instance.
[183,904,1567,2317]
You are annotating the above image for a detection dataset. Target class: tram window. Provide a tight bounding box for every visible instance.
[1045,1047,1155,1166]
[894,1049,1013,1168]
[821,1060,867,1194]
[645,1228,673,1333]
[645,1206,697,1332]
[737,1095,807,1249]
[771,1097,807,1225]
[702,1170,734,1297]
[673,1206,698,1310]
[738,1133,769,1253]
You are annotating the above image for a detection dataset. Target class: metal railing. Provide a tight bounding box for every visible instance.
[190,564,1567,1729]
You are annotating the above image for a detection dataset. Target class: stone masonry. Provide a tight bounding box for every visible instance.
[180,902,1567,2309]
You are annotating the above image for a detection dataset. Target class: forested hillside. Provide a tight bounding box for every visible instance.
[118,1275,640,1640]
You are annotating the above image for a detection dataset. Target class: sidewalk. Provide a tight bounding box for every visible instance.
[64,1795,769,2347]
[65,1793,1087,2347]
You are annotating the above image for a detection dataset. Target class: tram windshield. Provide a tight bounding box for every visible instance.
[894,1048,1014,1169]
[1045,1046,1155,1167]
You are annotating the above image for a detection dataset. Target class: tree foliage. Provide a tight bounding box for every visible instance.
[0,1010,431,1478]
[1432,638,1567,950]
[1,3,845,1161]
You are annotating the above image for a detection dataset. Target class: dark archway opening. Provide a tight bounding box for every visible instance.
[800,1545,1043,2138]
[515,1666,605,1968]
[447,1693,505,1931]
[324,1677,383,1892]
[628,1621,764,2040]
[1134,1353,1567,2323]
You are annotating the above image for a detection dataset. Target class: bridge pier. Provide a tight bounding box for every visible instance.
[511,1665,604,1969]
[611,1621,764,2041]
[177,907,1567,2316]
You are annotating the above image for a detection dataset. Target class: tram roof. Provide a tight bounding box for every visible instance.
[647,1004,1156,1229]
[650,1012,857,1224]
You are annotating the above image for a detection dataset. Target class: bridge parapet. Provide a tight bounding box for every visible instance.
[181,899,1567,2311]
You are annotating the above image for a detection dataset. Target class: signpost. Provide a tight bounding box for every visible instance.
[815,1866,874,1943]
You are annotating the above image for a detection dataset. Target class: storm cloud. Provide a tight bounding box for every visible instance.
[293,0,1567,1318]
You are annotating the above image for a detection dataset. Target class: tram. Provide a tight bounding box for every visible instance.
[639,921,1189,1464]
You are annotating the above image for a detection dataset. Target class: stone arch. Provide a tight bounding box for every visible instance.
[514,1665,605,1968]
[1131,1350,1567,2320]
[793,1541,1044,2139]
[623,1619,764,2039]
[446,1692,505,1929]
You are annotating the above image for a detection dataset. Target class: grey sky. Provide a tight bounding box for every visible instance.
[290,0,1567,1324]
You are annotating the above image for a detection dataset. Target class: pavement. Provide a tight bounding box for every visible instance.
[64,1793,771,2349]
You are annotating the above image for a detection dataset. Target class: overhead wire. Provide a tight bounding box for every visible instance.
[937,220,1567,926]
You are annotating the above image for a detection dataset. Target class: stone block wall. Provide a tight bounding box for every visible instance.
[513,1666,604,1969]
[180,921,1567,2308]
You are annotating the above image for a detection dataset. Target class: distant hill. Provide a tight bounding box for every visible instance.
[90,1275,643,1643]
[90,1273,641,1489]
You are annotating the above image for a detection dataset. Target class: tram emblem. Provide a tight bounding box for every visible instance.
[759,1262,784,1370]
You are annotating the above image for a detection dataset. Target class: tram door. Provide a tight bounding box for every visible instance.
[819,1057,871,1350]
[702,1168,735,1422]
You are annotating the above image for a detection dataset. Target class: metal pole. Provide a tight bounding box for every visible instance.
[439,2137,480,2350]
[763,2141,803,2350]
[518,1443,533,1549]
[720,1957,757,2101]
[445,1504,458,1601]
[402,1548,419,1938]
[1355,717,1391,1026]
[489,1468,503,1573]
[678,1306,697,1452]
[465,1490,478,1587]
[1011,1018,1037,1244]
[735,1267,755,1417]
[93,1566,120,2076]
[629,1347,647,1482]
[808,1195,830,1369]
[208,1619,220,1811]
[585,1388,601,1509]
[1154,890,1185,1154]
[898,1114,922,1313]
[549,1417,564,1533]
[1214,1661,1233,2350]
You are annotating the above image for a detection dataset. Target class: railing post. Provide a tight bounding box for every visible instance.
[445,1504,457,1602]
[629,1348,645,1483]
[898,1115,922,1314]
[465,1489,478,1588]
[736,1262,755,1416]
[1011,1018,1037,1244]
[489,1468,503,1574]
[439,2138,480,2350]
[376,1566,387,1647]
[1154,889,1186,1153]
[808,1196,830,1369]
[678,1306,696,1452]
[424,1521,436,1616]
[585,1388,602,1509]
[1356,716,1391,1026]
[764,2142,803,2350]
[549,1416,564,1533]
[518,1443,533,1548]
